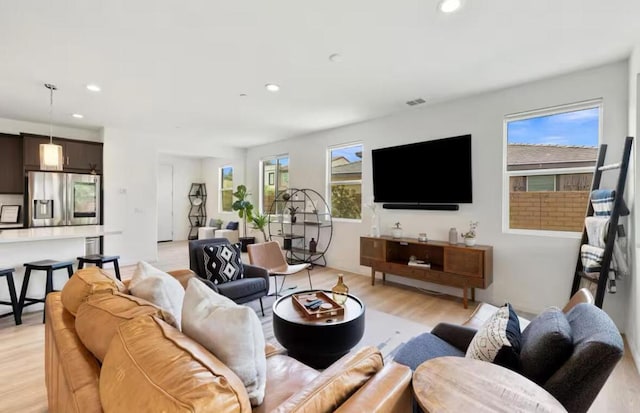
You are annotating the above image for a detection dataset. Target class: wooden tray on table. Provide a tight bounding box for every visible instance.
[292,291,345,320]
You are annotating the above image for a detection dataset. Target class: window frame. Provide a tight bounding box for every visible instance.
[327,142,363,222]
[502,99,602,238]
[218,165,233,213]
[259,154,289,214]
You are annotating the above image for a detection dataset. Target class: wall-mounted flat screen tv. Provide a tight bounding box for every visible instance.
[372,134,472,204]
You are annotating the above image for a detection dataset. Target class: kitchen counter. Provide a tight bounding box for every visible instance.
[0,225,121,243]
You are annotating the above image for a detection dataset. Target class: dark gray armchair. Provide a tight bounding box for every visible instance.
[395,302,623,413]
[188,238,269,315]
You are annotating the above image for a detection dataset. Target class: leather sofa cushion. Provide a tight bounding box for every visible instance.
[61,267,127,316]
[75,292,171,362]
[100,315,252,413]
[253,354,319,413]
[272,346,383,413]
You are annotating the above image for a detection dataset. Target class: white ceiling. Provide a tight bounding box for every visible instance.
[0,0,639,148]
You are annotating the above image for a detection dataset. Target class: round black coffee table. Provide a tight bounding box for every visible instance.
[272,290,365,368]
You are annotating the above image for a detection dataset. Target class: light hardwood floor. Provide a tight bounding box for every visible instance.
[0,240,638,412]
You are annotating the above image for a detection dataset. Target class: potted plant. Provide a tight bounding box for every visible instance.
[251,213,270,242]
[461,221,478,246]
[231,185,255,251]
[287,206,299,224]
[392,222,403,239]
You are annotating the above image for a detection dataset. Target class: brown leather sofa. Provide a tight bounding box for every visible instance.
[45,267,412,413]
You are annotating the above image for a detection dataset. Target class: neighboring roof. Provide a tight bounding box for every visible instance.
[332,161,362,175]
[508,144,597,166]
[331,156,350,167]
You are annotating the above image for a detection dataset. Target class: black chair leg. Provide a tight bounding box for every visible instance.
[18,268,32,320]
[97,262,103,269]
[113,260,122,281]
[259,298,265,316]
[78,260,85,269]
[5,273,21,325]
[66,264,74,279]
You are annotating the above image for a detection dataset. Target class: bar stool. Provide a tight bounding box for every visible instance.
[19,260,74,323]
[0,267,21,325]
[77,254,121,280]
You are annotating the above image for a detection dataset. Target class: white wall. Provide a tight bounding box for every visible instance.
[246,61,630,328]
[157,154,204,241]
[102,127,244,265]
[202,156,248,235]
[628,44,640,372]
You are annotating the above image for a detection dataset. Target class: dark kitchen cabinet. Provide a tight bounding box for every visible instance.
[21,133,103,174]
[0,133,24,193]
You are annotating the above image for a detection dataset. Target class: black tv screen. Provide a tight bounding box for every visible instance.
[372,135,472,204]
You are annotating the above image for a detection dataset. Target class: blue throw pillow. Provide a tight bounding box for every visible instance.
[202,243,243,285]
[226,221,239,230]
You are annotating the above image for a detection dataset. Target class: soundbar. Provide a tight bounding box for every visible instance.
[382,203,459,211]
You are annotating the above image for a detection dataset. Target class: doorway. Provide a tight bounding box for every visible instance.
[157,163,174,242]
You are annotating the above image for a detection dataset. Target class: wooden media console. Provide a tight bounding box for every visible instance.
[360,236,493,308]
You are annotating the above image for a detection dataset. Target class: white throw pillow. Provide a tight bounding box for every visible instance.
[182,277,266,406]
[128,261,184,330]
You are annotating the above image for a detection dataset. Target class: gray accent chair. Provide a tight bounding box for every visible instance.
[395,301,623,413]
[188,238,269,315]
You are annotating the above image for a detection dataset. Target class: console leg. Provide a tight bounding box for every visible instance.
[471,288,475,302]
[462,286,468,309]
[382,272,386,285]
[371,268,375,286]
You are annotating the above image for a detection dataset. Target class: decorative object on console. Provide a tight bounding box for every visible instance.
[392,222,403,239]
[461,221,478,246]
[40,83,64,171]
[331,274,349,305]
[366,201,381,237]
[465,303,522,371]
[449,227,458,244]
[418,233,428,242]
[232,184,256,251]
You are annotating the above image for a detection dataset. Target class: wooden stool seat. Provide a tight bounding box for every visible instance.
[20,260,75,323]
[77,254,121,280]
[0,267,20,325]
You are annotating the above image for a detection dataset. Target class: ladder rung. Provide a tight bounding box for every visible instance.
[598,163,621,171]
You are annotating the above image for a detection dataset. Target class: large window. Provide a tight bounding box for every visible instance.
[261,155,289,213]
[329,143,363,220]
[504,101,600,233]
[219,166,233,212]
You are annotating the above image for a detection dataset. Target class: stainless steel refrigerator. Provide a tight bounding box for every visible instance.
[27,171,101,227]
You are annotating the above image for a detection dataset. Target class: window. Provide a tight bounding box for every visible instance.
[261,155,289,213]
[329,143,363,220]
[504,101,600,233]
[219,166,233,212]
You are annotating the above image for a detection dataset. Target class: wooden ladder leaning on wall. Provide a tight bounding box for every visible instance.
[571,136,633,308]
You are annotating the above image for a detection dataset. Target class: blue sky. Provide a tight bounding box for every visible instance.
[332,145,362,162]
[507,107,599,147]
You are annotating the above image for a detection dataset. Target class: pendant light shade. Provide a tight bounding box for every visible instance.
[40,83,64,171]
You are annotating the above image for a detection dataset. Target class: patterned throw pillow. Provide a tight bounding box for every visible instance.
[202,243,243,285]
[465,303,522,371]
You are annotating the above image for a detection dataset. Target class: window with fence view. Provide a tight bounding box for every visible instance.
[262,156,289,213]
[505,103,599,232]
[329,143,362,220]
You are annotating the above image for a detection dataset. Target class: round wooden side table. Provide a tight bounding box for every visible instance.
[412,357,567,413]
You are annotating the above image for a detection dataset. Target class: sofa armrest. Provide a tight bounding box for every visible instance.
[431,322,478,352]
[334,361,412,413]
[243,263,270,286]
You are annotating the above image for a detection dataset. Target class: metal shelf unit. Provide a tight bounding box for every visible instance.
[188,183,207,240]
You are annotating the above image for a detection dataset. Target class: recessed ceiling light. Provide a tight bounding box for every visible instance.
[329,53,342,63]
[438,0,462,14]
[86,84,101,92]
[71,113,84,119]
[240,93,248,97]
[265,83,280,92]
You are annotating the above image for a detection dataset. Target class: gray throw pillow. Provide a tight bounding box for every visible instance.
[520,307,573,385]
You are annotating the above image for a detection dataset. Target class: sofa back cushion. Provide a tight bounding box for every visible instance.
[272,346,383,413]
[100,315,252,413]
[75,292,171,362]
[61,267,127,315]
[520,307,573,385]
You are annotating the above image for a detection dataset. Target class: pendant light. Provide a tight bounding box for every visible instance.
[40,83,64,171]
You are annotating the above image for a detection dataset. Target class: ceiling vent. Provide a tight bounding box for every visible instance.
[406,98,426,106]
